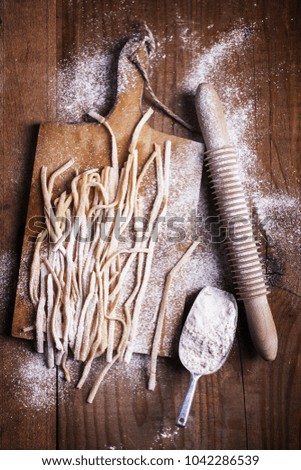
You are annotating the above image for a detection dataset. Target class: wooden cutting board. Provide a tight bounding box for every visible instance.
[12,34,204,357]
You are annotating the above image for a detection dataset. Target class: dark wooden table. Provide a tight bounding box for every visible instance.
[1,0,300,450]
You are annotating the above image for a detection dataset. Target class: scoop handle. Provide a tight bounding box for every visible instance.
[176,373,201,427]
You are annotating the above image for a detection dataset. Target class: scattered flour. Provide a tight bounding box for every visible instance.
[1,343,56,411]
[184,27,253,86]
[151,426,180,449]
[184,27,258,192]
[256,194,301,244]
[255,194,301,271]
[1,340,148,412]
[55,48,114,123]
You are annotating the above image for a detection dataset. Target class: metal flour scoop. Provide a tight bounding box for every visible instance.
[176,286,238,427]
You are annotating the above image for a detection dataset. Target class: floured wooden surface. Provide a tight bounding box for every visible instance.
[12,121,204,357]
[12,36,204,358]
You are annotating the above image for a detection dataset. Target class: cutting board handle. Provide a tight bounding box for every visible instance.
[109,30,153,125]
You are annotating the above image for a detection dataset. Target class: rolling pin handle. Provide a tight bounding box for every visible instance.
[243,296,278,361]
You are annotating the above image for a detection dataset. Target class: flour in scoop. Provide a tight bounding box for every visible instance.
[179,287,237,375]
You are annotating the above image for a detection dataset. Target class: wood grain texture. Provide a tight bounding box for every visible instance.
[0,0,300,450]
[0,0,57,449]
[241,0,301,449]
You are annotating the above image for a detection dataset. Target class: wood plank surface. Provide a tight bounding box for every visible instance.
[0,0,57,449]
[0,0,300,450]
[241,0,301,449]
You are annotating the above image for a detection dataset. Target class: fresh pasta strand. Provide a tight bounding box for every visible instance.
[124,142,170,363]
[148,241,200,391]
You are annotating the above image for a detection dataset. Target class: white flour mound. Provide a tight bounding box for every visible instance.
[179,286,237,375]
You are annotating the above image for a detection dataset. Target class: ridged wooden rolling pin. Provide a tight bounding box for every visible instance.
[195,83,278,361]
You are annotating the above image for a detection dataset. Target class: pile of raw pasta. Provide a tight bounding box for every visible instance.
[29,109,171,402]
